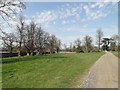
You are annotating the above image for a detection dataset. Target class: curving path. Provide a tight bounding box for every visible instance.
[80,52,118,88]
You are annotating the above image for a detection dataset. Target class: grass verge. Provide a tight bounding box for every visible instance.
[112,51,119,57]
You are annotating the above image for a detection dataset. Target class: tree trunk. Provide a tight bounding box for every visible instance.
[30,52,33,56]
[18,51,21,57]
[36,51,39,55]
[57,49,59,53]
[27,53,29,56]
[18,42,22,56]
[10,47,13,53]
[98,42,100,52]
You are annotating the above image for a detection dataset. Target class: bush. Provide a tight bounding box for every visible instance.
[76,46,83,53]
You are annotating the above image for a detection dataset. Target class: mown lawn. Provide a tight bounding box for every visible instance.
[2,52,105,88]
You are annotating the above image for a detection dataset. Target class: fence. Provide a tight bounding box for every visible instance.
[1,52,27,58]
[1,52,55,58]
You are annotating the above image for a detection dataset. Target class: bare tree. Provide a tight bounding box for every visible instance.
[96,29,103,51]
[74,38,81,47]
[56,39,61,53]
[34,26,44,55]
[43,32,50,53]
[111,35,119,45]
[83,35,93,53]
[0,0,25,24]
[110,42,116,51]
[16,16,25,56]
[23,21,37,56]
[49,35,57,54]
[0,31,16,53]
[74,38,82,53]
[64,44,67,51]
[69,42,73,52]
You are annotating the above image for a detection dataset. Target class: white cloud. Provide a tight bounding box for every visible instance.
[75,14,80,20]
[83,2,117,21]
[42,21,49,28]
[25,19,31,25]
[62,20,67,24]
[59,3,83,19]
[53,21,56,24]
[66,27,74,31]
[72,8,77,13]
[37,10,57,23]
[71,20,76,23]
[25,2,116,28]
[91,4,96,8]
[83,24,88,28]
[84,5,89,15]
[99,3,104,8]
[22,3,82,27]
[81,18,86,22]
[66,3,70,7]
[91,2,99,8]
[91,2,105,9]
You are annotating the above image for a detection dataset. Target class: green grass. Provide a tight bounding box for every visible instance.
[2,52,105,88]
[112,51,119,57]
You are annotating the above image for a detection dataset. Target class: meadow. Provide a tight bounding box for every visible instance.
[2,52,105,88]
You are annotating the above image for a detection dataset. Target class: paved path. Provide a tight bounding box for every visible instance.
[80,52,118,88]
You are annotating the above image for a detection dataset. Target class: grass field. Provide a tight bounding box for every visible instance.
[2,52,105,88]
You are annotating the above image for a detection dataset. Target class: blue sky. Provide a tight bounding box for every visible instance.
[4,2,118,47]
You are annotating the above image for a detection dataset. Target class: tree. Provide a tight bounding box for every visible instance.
[83,35,93,53]
[0,0,25,25]
[43,32,50,53]
[56,39,61,53]
[102,44,109,51]
[0,31,16,53]
[69,42,73,52]
[23,21,37,56]
[49,35,57,54]
[110,35,119,51]
[110,42,116,51]
[102,38,113,51]
[111,35,119,45]
[74,38,81,47]
[96,29,103,51]
[76,46,83,53]
[16,16,25,56]
[74,38,83,53]
[72,45,76,52]
[64,44,67,51]
[34,26,44,55]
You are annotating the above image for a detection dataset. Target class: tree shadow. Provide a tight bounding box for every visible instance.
[53,56,67,59]
[2,55,43,64]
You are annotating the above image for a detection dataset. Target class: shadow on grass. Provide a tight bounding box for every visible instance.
[53,56,67,58]
[2,55,43,64]
[2,55,67,64]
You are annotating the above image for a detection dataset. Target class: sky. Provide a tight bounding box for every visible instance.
[2,2,118,47]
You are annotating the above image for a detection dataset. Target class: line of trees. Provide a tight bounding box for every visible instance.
[63,35,94,53]
[63,29,119,53]
[1,17,61,56]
